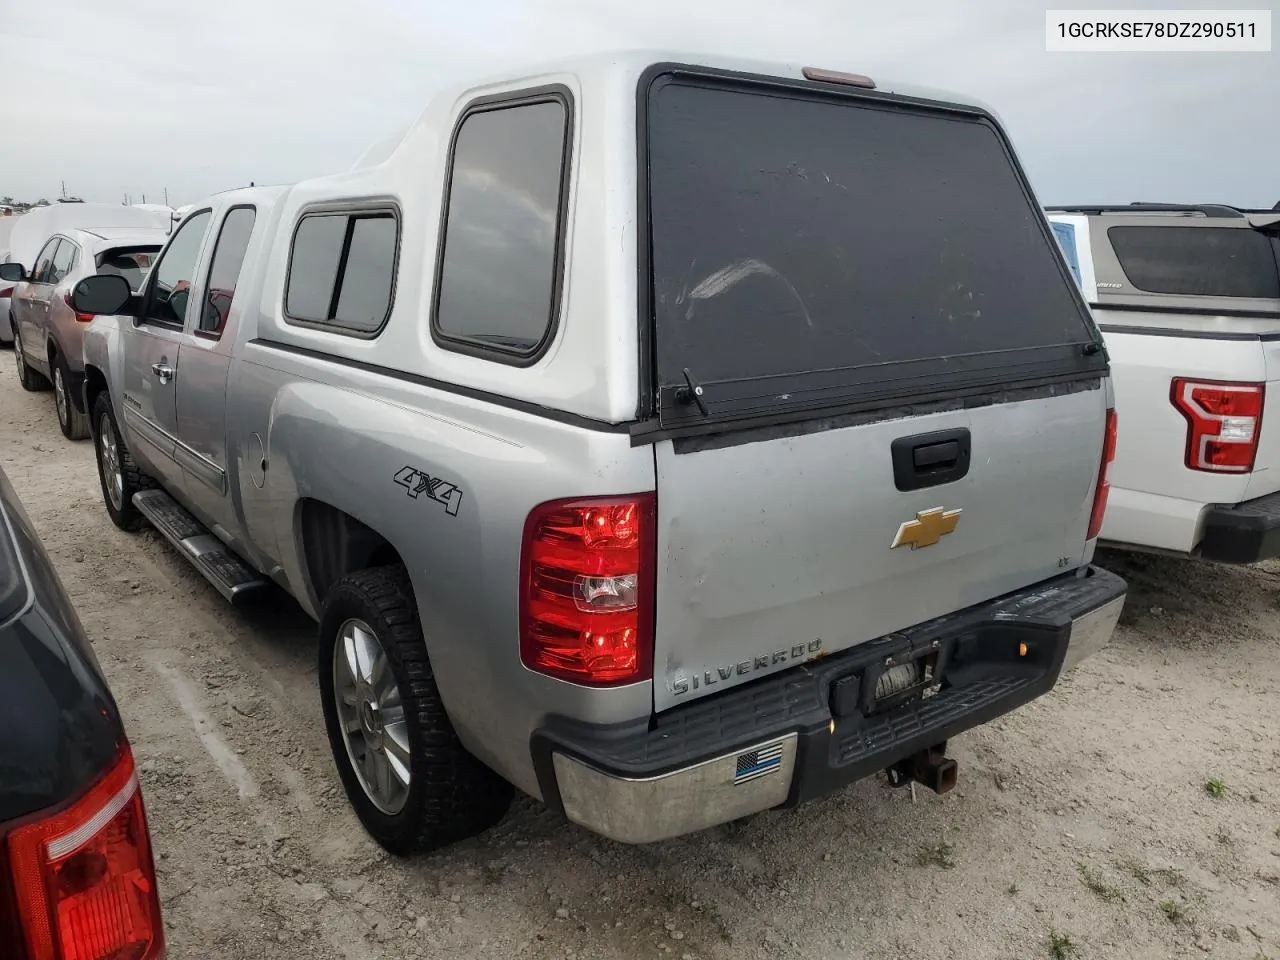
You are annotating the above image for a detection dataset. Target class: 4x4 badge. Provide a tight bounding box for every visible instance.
[393,466,464,517]
[891,507,961,550]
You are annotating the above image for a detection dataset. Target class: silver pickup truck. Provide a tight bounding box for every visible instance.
[65,51,1126,855]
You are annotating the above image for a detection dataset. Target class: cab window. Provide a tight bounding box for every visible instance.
[199,206,257,338]
[143,211,211,326]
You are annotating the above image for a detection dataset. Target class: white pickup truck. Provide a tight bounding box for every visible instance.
[1047,203,1280,563]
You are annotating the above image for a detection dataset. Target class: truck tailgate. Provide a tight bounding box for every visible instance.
[652,388,1103,710]
[640,70,1108,711]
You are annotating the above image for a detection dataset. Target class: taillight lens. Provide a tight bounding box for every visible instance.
[7,744,165,960]
[1171,379,1265,473]
[520,494,656,685]
[0,286,13,298]
[1087,408,1117,540]
[62,292,95,323]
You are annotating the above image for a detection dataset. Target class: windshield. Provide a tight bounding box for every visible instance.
[645,76,1100,421]
[97,246,160,290]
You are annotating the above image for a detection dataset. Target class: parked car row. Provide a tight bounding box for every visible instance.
[1,204,169,439]
[0,213,19,348]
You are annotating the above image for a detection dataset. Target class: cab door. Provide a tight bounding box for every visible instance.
[120,210,213,491]
[173,204,258,535]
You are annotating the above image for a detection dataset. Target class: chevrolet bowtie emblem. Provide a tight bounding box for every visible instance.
[891,507,962,550]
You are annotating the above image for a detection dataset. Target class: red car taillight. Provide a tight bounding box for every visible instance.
[0,287,13,299]
[1087,408,1117,540]
[7,745,165,960]
[62,292,95,323]
[520,494,656,685]
[1171,379,1265,473]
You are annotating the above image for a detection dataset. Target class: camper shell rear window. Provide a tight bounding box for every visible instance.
[641,68,1104,428]
[1107,225,1280,300]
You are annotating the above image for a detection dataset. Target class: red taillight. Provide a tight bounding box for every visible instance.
[520,494,656,685]
[1087,409,1118,540]
[7,744,165,960]
[1171,379,1265,474]
[62,292,95,323]
[0,287,13,298]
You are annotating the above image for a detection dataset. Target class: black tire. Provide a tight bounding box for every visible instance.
[13,335,50,391]
[319,565,513,855]
[0,311,12,349]
[53,356,90,441]
[91,392,155,531]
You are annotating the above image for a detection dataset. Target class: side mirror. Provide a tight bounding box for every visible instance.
[71,274,133,316]
[0,262,26,282]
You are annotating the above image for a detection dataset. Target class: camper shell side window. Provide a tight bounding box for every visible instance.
[430,86,574,366]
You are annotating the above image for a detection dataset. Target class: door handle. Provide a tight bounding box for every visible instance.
[890,428,972,491]
[151,362,174,384]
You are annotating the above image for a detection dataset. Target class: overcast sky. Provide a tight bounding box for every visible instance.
[0,0,1275,208]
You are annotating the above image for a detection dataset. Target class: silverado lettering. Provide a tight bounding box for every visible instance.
[671,640,824,696]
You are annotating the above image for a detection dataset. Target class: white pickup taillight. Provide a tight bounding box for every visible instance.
[1171,379,1265,473]
[6,744,165,960]
[520,494,656,685]
[1087,408,1117,540]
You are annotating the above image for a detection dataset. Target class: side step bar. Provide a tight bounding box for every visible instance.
[132,490,270,604]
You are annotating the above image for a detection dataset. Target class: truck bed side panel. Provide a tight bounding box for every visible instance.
[228,343,654,798]
[1097,320,1267,551]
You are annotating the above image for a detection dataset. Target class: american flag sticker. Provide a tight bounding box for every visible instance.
[733,741,785,785]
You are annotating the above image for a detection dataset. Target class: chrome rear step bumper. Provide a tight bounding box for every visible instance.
[532,565,1126,844]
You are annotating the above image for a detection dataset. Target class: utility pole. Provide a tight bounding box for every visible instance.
[60,180,67,200]
[163,187,169,207]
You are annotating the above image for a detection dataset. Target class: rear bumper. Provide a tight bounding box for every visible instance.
[532,565,1126,844]
[1197,490,1280,564]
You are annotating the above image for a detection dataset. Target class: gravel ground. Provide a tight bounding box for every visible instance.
[3,363,1279,960]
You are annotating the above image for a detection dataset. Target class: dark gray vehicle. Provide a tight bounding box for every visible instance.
[0,464,165,960]
[71,51,1126,855]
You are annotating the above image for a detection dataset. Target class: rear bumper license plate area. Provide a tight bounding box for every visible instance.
[531,565,1127,844]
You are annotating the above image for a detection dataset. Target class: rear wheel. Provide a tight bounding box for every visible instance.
[92,393,154,531]
[319,565,513,855]
[13,336,49,391]
[54,358,90,441]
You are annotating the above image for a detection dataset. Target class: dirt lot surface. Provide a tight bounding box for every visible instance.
[3,366,1279,960]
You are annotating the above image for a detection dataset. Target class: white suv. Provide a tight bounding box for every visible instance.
[1047,202,1280,563]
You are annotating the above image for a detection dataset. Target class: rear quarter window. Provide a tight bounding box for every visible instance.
[284,209,399,336]
[1107,225,1280,299]
[200,206,257,337]
[97,248,159,291]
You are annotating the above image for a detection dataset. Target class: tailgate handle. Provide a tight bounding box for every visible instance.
[913,440,959,469]
[891,428,971,492]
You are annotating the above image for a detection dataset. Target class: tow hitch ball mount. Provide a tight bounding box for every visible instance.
[885,743,958,795]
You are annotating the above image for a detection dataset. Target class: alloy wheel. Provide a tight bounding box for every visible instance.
[332,617,411,814]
